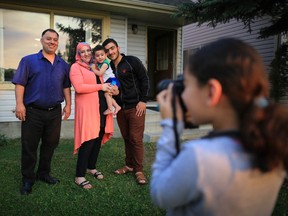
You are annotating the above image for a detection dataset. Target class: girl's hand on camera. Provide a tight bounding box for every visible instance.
[157,83,184,121]
[157,84,172,119]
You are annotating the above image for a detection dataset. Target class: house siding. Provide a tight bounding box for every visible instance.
[183,17,288,105]
[183,17,276,68]
[0,90,16,122]
[0,90,76,123]
[110,16,147,68]
[110,15,127,54]
[127,23,147,68]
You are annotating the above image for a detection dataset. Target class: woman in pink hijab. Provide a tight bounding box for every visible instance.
[70,42,116,189]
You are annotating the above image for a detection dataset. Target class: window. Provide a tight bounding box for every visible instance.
[156,36,169,70]
[54,15,102,65]
[0,9,103,82]
[0,9,49,82]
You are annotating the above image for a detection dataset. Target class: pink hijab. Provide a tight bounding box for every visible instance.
[75,42,93,70]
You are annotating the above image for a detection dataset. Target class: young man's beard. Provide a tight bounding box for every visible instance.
[110,51,119,61]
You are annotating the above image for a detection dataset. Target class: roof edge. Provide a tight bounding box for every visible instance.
[78,0,177,14]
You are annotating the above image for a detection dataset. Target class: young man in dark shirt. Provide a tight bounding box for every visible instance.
[103,38,149,185]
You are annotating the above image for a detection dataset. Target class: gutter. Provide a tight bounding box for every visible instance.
[78,0,177,14]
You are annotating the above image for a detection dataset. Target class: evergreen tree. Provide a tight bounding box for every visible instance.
[56,18,102,66]
[175,0,288,101]
[269,44,288,101]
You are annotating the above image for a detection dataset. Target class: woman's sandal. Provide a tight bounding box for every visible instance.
[135,172,148,185]
[93,171,104,180]
[114,166,133,175]
[75,180,92,189]
[87,169,104,180]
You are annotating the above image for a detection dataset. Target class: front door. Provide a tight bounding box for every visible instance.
[148,28,175,99]
[154,33,174,92]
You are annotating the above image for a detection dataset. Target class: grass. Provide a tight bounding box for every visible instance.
[0,137,287,216]
[0,138,164,216]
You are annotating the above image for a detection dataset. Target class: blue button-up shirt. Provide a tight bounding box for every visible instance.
[12,50,71,108]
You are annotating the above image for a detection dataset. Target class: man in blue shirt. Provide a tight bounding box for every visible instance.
[12,29,71,195]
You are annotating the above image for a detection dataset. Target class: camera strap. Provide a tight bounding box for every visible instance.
[172,85,180,155]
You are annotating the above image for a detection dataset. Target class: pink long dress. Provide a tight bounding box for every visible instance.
[70,63,114,154]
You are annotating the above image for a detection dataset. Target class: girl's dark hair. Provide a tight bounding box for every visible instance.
[189,38,288,172]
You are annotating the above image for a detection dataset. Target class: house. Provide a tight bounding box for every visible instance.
[183,17,288,105]
[0,0,190,138]
[182,17,277,70]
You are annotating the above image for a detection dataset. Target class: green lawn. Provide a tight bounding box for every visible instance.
[0,137,287,216]
[0,138,164,216]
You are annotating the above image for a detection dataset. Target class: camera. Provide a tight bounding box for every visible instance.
[156,75,198,129]
[156,75,185,97]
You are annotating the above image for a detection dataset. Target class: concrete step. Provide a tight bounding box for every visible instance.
[144,121,163,133]
[145,109,161,121]
[144,121,212,132]
[113,103,213,142]
[144,120,212,133]
[144,102,213,142]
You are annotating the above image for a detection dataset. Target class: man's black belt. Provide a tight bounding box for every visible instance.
[28,104,60,111]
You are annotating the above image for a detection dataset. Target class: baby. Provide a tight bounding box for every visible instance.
[91,45,121,115]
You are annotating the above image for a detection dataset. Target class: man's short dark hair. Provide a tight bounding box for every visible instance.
[102,38,118,48]
[42,29,59,38]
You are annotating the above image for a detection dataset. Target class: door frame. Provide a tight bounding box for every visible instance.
[147,27,177,99]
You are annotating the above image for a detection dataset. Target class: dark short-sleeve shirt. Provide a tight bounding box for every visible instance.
[12,50,71,107]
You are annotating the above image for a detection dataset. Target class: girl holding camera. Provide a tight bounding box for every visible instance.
[151,38,288,215]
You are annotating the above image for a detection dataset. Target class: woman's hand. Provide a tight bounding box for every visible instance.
[102,83,112,93]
